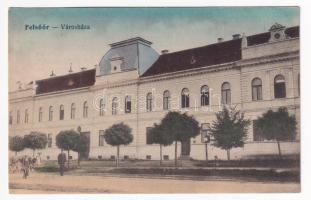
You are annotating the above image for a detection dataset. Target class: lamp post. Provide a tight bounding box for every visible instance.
[201,123,210,163]
[77,126,82,166]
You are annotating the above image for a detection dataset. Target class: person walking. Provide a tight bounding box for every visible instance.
[21,156,30,179]
[58,151,67,176]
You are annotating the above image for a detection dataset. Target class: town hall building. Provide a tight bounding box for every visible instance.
[9,23,300,161]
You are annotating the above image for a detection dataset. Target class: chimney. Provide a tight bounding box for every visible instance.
[217,38,224,43]
[68,63,73,73]
[50,70,56,77]
[232,34,241,40]
[161,49,169,54]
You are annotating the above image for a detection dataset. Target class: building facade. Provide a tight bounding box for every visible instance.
[9,23,300,160]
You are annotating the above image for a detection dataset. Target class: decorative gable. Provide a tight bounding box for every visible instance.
[269,23,286,42]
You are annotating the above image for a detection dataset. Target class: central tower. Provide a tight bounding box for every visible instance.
[96,37,159,77]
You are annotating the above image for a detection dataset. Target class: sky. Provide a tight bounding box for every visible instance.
[8,7,299,91]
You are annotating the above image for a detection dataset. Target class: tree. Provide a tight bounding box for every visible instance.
[56,130,80,168]
[254,107,296,158]
[159,112,200,167]
[72,134,89,166]
[209,107,250,161]
[104,123,133,167]
[9,136,25,156]
[23,132,48,157]
[149,123,174,166]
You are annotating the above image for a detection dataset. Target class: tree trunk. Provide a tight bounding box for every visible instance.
[226,149,231,161]
[277,140,282,159]
[77,152,80,166]
[116,145,120,168]
[15,151,17,156]
[33,149,35,157]
[160,144,163,166]
[174,141,178,167]
[205,143,208,162]
[67,149,70,169]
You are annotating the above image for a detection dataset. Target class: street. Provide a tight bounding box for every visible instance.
[9,172,300,193]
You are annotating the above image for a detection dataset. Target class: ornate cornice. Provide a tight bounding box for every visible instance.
[239,50,299,68]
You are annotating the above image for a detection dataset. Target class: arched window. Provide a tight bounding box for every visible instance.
[71,103,76,119]
[60,105,64,120]
[49,106,53,121]
[252,78,262,101]
[17,110,20,124]
[99,99,105,116]
[24,109,29,123]
[83,101,88,118]
[38,107,43,122]
[125,96,131,113]
[146,93,153,112]
[181,88,190,108]
[163,90,170,110]
[274,74,286,98]
[201,85,209,106]
[112,97,118,115]
[221,82,231,104]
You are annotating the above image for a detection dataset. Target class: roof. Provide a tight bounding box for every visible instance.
[141,39,242,77]
[109,37,152,48]
[247,26,299,46]
[141,26,299,77]
[35,69,95,95]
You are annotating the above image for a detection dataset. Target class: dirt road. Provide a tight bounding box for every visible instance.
[9,172,300,193]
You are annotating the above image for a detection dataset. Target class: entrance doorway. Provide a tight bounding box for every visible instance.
[181,139,191,156]
[80,132,90,160]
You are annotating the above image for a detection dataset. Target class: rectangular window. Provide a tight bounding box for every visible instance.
[125,100,131,113]
[252,86,262,101]
[99,130,105,146]
[38,108,43,122]
[274,83,286,98]
[60,110,64,120]
[253,120,264,142]
[181,95,189,108]
[99,100,105,116]
[147,99,152,111]
[49,108,53,121]
[146,127,153,145]
[221,90,231,104]
[163,97,169,110]
[47,134,52,148]
[71,107,75,119]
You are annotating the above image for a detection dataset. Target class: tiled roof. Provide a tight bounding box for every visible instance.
[141,26,299,77]
[247,26,299,46]
[141,39,242,77]
[36,69,95,95]
[285,26,299,38]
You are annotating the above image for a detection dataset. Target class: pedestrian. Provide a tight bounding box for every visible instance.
[58,151,67,176]
[32,157,37,169]
[21,156,30,179]
[28,157,34,172]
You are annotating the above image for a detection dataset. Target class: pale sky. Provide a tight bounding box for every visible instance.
[9,7,299,91]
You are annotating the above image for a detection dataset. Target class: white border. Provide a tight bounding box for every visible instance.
[1,1,311,200]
